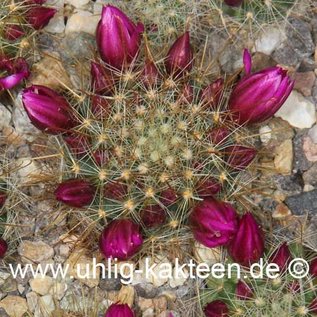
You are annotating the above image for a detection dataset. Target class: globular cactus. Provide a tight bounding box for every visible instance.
[201,239,317,317]
[22,5,293,262]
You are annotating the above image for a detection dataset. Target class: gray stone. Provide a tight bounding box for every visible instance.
[99,277,121,291]
[273,173,303,196]
[303,164,317,186]
[293,132,313,172]
[135,283,159,299]
[285,189,317,215]
[272,43,300,68]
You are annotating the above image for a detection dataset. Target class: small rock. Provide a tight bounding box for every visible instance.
[0,104,11,130]
[194,243,221,266]
[308,125,317,143]
[18,241,54,264]
[266,118,294,149]
[275,91,316,129]
[30,52,72,90]
[26,292,39,313]
[273,174,303,196]
[293,132,313,172]
[303,136,317,162]
[30,276,53,296]
[254,27,286,55]
[153,296,168,313]
[139,298,153,312]
[99,276,121,291]
[50,282,67,300]
[274,139,293,175]
[294,71,316,97]
[65,249,100,288]
[0,296,28,317]
[259,125,272,144]
[35,294,55,317]
[66,0,90,8]
[285,189,317,215]
[65,11,100,35]
[304,184,315,192]
[169,266,189,288]
[303,163,317,186]
[16,158,39,184]
[272,203,292,219]
[272,43,300,68]
[45,12,65,33]
[142,308,155,317]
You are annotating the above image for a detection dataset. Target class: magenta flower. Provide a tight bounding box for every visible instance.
[310,258,317,277]
[204,300,229,317]
[22,85,76,134]
[229,49,294,125]
[0,191,7,208]
[3,25,25,41]
[91,95,111,119]
[236,280,253,300]
[269,242,292,272]
[96,5,144,70]
[190,197,238,248]
[165,32,193,76]
[99,219,143,260]
[0,56,29,90]
[91,62,114,94]
[25,6,57,30]
[104,181,128,201]
[0,238,8,258]
[201,78,224,108]
[55,179,96,208]
[140,204,166,228]
[228,212,264,267]
[141,60,160,87]
[224,0,243,7]
[224,145,257,170]
[105,303,135,317]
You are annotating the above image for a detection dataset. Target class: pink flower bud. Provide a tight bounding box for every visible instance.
[55,179,96,208]
[224,145,257,170]
[236,280,253,300]
[208,127,230,145]
[99,219,143,260]
[269,242,292,271]
[229,49,294,125]
[190,197,238,248]
[63,133,90,157]
[196,178,222,198]
[0,191,7,208]
[141,204,166,228]
[201,78,224,108]
[141,60,160,87]
[309,298,317,314]
[0,56,29,90]
[0,238,8,258]
[91,95,111,119]
[224,0,243,7]
[204,300,229,317]
[91,62,114,94]
[93,150,110,166]
[3,25,25,41]
[165,32,193,76]
[311,258,317,277]
[160,188,178,206]
[104,181,128,200]
[228,212,264,267]
[96,5,144,70]
[178,83,194,104]
[105,303,135,317]
[22,85,76,134]
[26,6,57,30]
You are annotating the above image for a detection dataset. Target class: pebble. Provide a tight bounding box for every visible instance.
[275,91,316,129]
[303,163,317,186]
[285,189,317,215]
[26,292,39,313]
[259,125,272,144]
[272,203,292,219]
[0,104,11,130]
[18,241,54,264]
[66,0,90,8]
[45,13,65,34]
[35,294,55,317]
[308,125,317,143]
[194,243,221,266]
[254,27,286,55]
[274,140,293,175]
[65,10,100,35]
[16,158,39,184]
[303,136,317,162]
[30,276,54,296]
[0,296,28,317]
[294,71,316,97]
